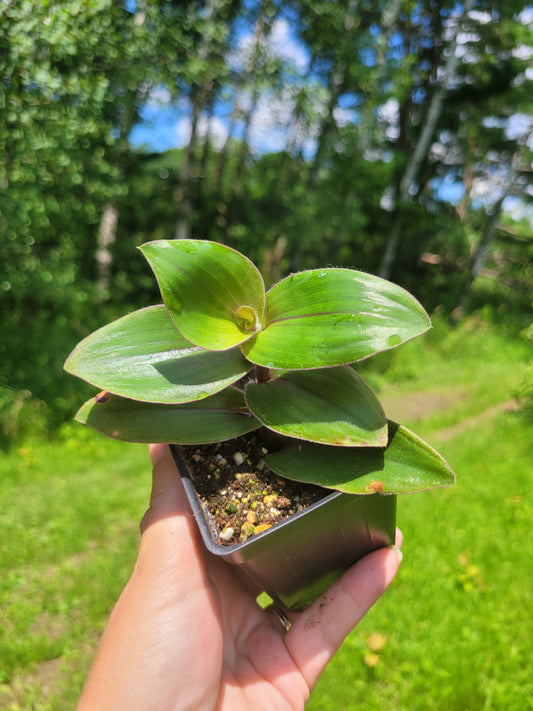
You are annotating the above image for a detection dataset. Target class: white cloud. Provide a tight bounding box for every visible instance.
[248,91,293,153]
[333,105,356,128]
[503,195,533,222]
[506,113,533,140]
[197,115,230,150]
[377,98,400,141]
[518,7,533,25]
[457,31,480,45]
[512,44,533,60]
[175,116,191,148]
[173,113,231,151]
[268,18,309,75]
[228,17,309,76]
[245,80,329,155]
[468,10,491,25]
[378,97,399,123]
[146,85,172,107]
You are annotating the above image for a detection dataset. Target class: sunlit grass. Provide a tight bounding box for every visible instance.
[0,431,148,709]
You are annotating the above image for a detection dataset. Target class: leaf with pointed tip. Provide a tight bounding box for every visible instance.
[265,422,455,494]
[75,388,261,444]
[140,239,266,351]
[245,367,387,446]
[64,306,251,403]
[242,269,431,369]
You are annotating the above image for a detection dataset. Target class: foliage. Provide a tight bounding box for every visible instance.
[0,0,126,432]
[65,239,453,494]
[0,386,47,448]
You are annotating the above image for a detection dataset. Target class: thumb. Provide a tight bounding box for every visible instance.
[140,444,190,533]
[136,444,205,589]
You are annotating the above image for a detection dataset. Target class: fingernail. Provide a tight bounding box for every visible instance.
[387,544,403,563]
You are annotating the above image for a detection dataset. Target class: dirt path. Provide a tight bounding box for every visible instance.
[380,387,519,441]
[380,386,467,424]
[431,399,519,441]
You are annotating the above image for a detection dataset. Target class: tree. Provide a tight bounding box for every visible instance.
[378,0,475,279]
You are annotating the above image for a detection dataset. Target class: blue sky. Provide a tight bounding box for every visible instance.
[128,4,533,220]
[129,12,314,156]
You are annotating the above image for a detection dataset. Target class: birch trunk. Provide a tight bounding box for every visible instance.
[358,0,402,152]
[224,0,273,195]
[454,134,528,317]
[453,196,505,319]
[174,0,221,239]
[96,202,118,295]
[95,2,148,297]
[379,0,475,279]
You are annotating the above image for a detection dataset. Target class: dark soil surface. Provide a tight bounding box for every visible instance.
[178,430,327,546]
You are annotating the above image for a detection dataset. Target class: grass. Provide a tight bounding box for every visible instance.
[1,314,532,709]
[0,432,148,709]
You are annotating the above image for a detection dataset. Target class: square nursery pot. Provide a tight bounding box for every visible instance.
[170,444,397,611]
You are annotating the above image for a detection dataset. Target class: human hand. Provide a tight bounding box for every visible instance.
[77,444,402,711]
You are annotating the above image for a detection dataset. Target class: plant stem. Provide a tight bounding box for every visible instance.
[255,366,273,383]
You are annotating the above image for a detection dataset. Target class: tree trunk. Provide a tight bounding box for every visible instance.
[457,136,475,221]
[95,2,149,297]
[174,0,222,239]
[288,63,345,272]
[233,85,260,194]
[453,196,504,319]
[216,0,273,196]
[358,0,402,152]
[276,56,316,198]
[96,202,118,296]
[453,132,528,317]
[262,236,287,287]
[379,0,475,279]
[175,92,201,240]
[307,66,344,189]
[199,89,218,177]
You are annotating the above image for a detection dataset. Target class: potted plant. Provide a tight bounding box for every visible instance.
[65,239,455,610]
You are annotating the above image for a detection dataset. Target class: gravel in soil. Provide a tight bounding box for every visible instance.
[178,431,328,546]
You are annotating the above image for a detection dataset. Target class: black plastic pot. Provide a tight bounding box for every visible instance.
[170,444,396,611]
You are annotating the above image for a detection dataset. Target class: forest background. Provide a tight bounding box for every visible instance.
[1,0,532,443]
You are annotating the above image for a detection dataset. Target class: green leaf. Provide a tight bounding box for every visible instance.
[75,388,261,444]
[265,422,455,494]
[140,239,266,350]
[242,269,431,369]
[245,367,387,446]
[64,306,251,403]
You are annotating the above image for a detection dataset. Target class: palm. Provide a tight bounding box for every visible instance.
[201,554,310,709]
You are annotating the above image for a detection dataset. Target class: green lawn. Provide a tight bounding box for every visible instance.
[1,316,532,709]
[0,434,148,709]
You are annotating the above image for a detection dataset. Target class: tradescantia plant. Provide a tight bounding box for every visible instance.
[65,239,455,495]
